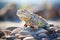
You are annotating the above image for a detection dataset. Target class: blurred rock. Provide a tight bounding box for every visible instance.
[0,3,20,22]
[44,3,59,19]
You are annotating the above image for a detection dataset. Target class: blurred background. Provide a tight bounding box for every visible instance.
[0,0,60,29]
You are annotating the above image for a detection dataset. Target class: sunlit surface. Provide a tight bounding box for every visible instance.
[0,21,25,29]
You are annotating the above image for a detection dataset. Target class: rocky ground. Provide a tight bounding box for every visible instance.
[0,20,60,40]
[47,20,60,30]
